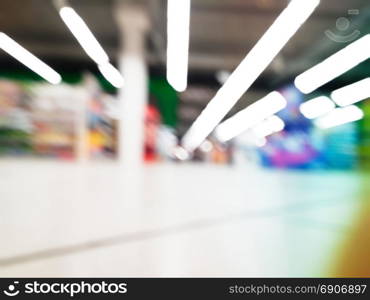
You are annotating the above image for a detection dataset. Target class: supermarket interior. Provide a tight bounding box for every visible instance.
[0,0,369,277]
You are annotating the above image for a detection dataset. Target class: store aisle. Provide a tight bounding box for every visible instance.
[0,160,368,277]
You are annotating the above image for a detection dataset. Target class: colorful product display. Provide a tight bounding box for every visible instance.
[358,98,370,169]
[0,76,179,162]
[0,80,33,155]
[258,85,363,170]
[259,85,323,169]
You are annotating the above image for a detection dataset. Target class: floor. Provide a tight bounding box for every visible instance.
[0,159,369,277]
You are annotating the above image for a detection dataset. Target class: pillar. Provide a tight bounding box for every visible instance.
[114,1,150,166]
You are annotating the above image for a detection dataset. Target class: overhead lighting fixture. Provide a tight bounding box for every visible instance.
[59,6,109,65]
[0,33,61,84]
[314,105,364,129]
[166,0,191,92]
[182,0,320,151]
[295,34,370,94]
[255,137,267,147]
[237,132,267,148]
[331,77,370,107]
[252,115,285,138]
[98,63,124,88]
[57,4,124,88]
[299,96,335,119]
[199,140,213,153]
[215,91,287,142]
[173,146,190,161]
[215,70,231,85]
[253,136,267,147]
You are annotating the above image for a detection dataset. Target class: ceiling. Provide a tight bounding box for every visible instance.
[0,0,369,134]
[0,0,368,72]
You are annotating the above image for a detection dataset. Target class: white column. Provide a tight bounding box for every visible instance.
[114,2,150,166]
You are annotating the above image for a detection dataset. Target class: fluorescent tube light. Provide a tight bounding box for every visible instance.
[0,33,61,84]
[216,70,231,85]
[173,146,190,161]
[255,137,267,147]
[299,96,335,119]
[215,91,287,142]
[295,34,370,94]
[167,0,191,92]
[98,63,124,88]
[252,115,285,138]
[182,0,320,151]
[59,6,109,65]
[237,132,267,148]
[314,105,364,129]
[331,77,370,107]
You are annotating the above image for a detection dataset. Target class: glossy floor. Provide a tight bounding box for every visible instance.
[0,159,369,277]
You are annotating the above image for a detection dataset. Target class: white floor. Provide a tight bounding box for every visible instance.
[0,159,366,277]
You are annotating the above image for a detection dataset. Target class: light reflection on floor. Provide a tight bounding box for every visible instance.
[0,160,368,277]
